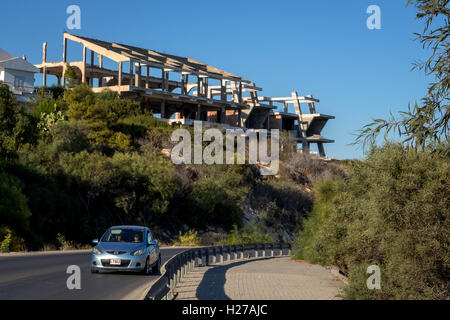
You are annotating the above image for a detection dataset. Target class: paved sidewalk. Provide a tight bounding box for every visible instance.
[174,257,344,300]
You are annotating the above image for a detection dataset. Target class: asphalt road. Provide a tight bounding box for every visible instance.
[0,247,187,300]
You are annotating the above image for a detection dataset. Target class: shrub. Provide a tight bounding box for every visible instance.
[0,171,31,234]
[56,233,74,251]
[174,230,203,246]
[0,229,12,252]
[293,143,450,299]
[217,223,273,245]
[0,227,25,252]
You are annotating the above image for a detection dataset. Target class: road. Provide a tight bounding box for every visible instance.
[0,247,187,300]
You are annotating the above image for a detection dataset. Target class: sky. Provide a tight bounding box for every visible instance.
[0,0,432,159]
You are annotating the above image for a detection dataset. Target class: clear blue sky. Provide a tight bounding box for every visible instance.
[1,0,431,159]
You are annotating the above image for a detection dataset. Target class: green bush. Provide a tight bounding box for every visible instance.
[293,143,450,299]
[56,233,74,251]
[0,171,31,234]
[0,82,38,158]
[0,229,12,252]
[217,223,273,245]
[292,179,338,263]
[187,165,248,229]
[174,230,203,246]
[0,227,25,252]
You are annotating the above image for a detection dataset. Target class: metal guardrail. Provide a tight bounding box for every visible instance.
[145,243,292,300]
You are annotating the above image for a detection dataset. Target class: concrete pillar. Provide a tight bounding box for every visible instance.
[42,42,47,87]
[43,67,47,87]
[307,95,317,113]
[129,61,133,86]
[219,107,225,123]
[238,82,242,103]
[62,38,67,86]
[135,63,141,88]
[180,74,185,94]
[118,62,123,92]
[205,77,209,98]
[197,104,201,120]
[161,101,166,118]
[197,77,201,97]
[221,79,227,101]
[318,143,325,158]
[42,42,47,63]
[62,38,67,63]
[82,46,87,83]
[62,64,67,87]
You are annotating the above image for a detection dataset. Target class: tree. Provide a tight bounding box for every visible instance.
[356,0,449,149]
[0,82,38,158]
[0,171,31,235]
[64,63,80,89]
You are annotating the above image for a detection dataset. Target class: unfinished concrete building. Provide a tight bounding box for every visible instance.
[35,32,334,157]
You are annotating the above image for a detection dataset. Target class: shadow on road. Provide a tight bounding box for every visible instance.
[195,257,277,300]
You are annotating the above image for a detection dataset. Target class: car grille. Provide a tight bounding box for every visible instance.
[101,259,131,267]
[106,251,127,255]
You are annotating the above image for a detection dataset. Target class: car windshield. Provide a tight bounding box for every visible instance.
[101,228,144,243]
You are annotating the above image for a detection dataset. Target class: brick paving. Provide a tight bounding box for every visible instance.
[174,257,344,300]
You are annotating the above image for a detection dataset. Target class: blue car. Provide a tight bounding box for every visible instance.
[90,226,161,274]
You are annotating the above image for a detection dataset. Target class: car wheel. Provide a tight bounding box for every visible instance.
[152,255,161,275]
[91,269,99,274]
[144,257,152,275]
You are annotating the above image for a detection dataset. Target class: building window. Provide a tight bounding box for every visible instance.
[14,76,24,88]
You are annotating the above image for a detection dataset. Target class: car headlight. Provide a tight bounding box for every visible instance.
[131,248,145,256]
[93,247,103,255]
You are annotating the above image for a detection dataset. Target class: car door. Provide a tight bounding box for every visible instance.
[147,231,156,264]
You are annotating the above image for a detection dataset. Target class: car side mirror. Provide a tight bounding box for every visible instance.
[92,239,99,246]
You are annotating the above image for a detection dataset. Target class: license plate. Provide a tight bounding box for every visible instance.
[110,259,121,265]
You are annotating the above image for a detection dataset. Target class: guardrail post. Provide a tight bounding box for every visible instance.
[198,249,206,267]
[219,247,224,264]
[205,248,210,266]
[269,243,274,257]
[187,252,191,273]
[181,254,185,277]
[177,256,182,282]
[262,244,266,258]
[180,255,184,278]
[213,247,217,265]
[194,250,198,267]
[167,266,171,289]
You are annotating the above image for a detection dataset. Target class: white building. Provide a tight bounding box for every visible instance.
[0,48,39,103]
